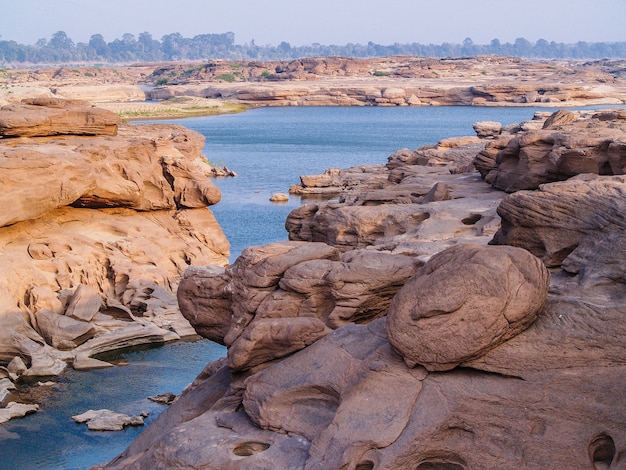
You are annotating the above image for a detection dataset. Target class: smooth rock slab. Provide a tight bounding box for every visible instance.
[386,244,550,371]
[0,402,39,424]
[72,409,144,431]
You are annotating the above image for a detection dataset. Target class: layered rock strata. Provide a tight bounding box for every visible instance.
[2,57,626,110]
[104,109,625,469]
[0,100,229,408]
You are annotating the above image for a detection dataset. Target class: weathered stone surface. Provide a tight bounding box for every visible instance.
[72,409,144,431]
[0,99,120,137]
[476,109,626,192]
[386,244,550,371]
[177,265,232,345]
[0,402,39,424]
[64,284,102,322]
[34,309,96,350]
[473,120,502,138]
[180,245,420,372]
[105,108,626,470]
[491,174,626,280]
[0,102,229,386]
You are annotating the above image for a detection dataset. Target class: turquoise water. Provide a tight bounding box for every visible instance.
[2,105,609,469]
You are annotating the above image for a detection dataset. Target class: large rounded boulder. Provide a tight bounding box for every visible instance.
[386,244,549,371]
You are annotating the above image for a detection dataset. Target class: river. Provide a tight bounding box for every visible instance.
[2,105,598,469]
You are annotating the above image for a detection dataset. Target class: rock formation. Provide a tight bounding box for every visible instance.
[0,99,229,412]
[103,108,625,469]
[2,57,626,110]
[474,108,626,192]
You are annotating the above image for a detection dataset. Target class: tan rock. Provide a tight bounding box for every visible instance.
[269,192,289,202]
[35,309,96,350]
[64,284,102,322]
[0,100,120,137]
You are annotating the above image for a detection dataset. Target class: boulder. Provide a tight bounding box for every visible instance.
[64,284,102,322]
[177,265,232,345]
[386,244,549,370]
[473,120,503,138]
[491,174,626,281]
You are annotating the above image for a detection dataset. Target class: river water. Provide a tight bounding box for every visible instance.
[2,105,597,469]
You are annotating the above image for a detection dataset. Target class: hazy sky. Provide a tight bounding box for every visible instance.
[1,0,625,47]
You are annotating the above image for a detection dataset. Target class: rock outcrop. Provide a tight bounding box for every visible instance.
[3,57,626,110]
[104,108,626,470]
[475,108,626,192]
[0,100,229,408]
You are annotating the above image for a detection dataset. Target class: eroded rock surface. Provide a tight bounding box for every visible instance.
[0,100,229,408]
[104,109,625,469]
[386,244,550,371]
[475,108,626,191]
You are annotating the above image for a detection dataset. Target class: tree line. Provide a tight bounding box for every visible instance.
[1,31,625,64]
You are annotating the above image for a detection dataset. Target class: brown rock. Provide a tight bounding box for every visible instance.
[386,244,550,371]
[491,174,626,281]
[477,110,626,192]
[177,265,232,345]
[228,317,331,371]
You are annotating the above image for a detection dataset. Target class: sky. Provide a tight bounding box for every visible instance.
[1,0,625,47]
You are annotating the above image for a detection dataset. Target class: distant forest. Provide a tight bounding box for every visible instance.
[1,31,626,64]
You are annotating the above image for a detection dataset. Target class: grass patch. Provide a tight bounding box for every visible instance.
[216,73,237,82]
[116,102,249,121]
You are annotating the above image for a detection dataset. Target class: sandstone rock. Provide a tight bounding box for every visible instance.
[386,244,550,371]
[35,309,96,350]
[269,192,289,202]
[491,175,626,281]
[7,356,27,375]
[542,109,577,128]
[0,122,222,228]
[477,109,626,192]
[0,378,16,403]
[177,265,232,345]
[72,409,144,431]
[148,392,177,405]
[473,120,502,138]
[64,284,102,322]
[228,317,331,371]
[0,100,120,137]
[104,107,626,470]
[0,402,39,424]
[73,322,179,364]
